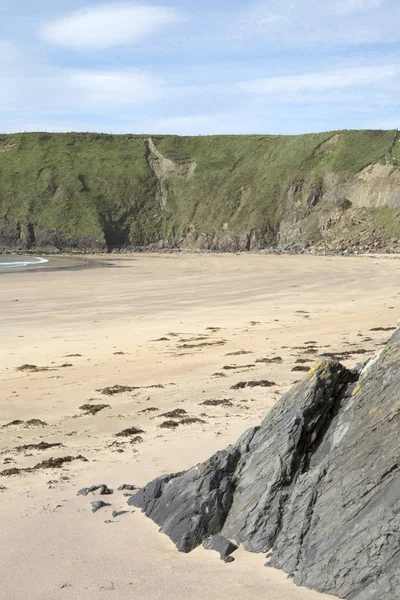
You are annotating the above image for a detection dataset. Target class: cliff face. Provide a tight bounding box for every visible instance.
[1,130,400,253]
[130,328,400,599]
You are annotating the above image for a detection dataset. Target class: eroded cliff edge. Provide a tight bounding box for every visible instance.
[129,328,400,599]
[1,130,400,253]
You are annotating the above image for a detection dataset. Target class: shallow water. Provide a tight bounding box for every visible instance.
[0,256,49,271]
[0,254,107,274]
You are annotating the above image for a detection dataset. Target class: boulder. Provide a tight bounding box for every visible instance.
[202,535,238,562]
[129,329,400,599]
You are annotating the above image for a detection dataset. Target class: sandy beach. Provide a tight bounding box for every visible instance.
[0,252,399,600]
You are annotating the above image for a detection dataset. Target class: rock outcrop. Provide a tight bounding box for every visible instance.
[129,329,400,599]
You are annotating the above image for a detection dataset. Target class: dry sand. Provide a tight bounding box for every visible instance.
[0,253,399,600]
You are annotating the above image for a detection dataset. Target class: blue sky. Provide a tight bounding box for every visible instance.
[1,0,400,134]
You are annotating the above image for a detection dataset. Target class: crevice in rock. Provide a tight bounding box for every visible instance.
[300,370,358,475]
[269,368,358,547]
[25,222,36,249]
[98,207,131,249]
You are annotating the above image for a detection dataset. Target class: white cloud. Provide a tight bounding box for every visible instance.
[238,65,400,96]
[40,2,185,50]
[2,30,400,136]
[0,39,165,116]
[329,0,385,15]
[0,41,43,108]
[236,1,400,46]
[248,5,288,27]
[67,69,163,105]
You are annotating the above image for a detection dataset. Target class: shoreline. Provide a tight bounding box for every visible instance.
[0,254,116,274]
[2,246,400,260]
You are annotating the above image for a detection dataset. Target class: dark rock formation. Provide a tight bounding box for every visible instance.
[77,484,113,496]
[112,510,129,518]
[0,216,107,253]
[129,329,400,599]
[91,500,111,513]
[202,535,238,563]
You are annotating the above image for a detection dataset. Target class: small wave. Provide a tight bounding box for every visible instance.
[0,257,49,268]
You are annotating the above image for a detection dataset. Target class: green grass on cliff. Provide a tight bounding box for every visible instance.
[0,129,398,248]
[154,130,397,238]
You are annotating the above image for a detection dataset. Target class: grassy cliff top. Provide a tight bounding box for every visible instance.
[0,129,398,249]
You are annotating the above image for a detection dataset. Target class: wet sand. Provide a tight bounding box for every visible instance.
[0,253,399,600]
[0,254,112,273]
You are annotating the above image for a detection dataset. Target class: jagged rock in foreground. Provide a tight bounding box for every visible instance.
[129,329,400,599]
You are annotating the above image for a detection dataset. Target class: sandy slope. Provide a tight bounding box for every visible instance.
[0,253,399,600]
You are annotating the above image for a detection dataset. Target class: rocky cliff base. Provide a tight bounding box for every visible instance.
[130,328,400,599]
